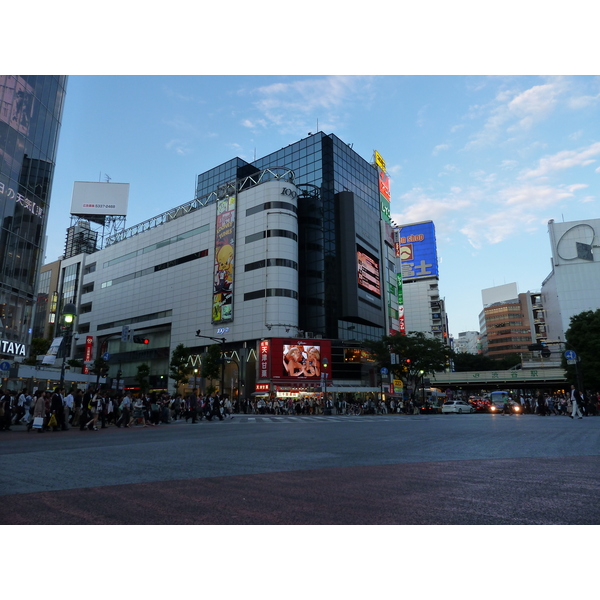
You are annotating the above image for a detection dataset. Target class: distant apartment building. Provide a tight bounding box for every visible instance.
[478,283,541,359]
[454,331,480,354]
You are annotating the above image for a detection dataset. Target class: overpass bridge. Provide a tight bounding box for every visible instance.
[430,367,567,391]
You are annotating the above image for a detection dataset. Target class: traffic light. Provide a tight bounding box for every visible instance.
[133,335,149,344]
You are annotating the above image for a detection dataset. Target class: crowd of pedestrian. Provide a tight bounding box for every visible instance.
[1,385,599,433]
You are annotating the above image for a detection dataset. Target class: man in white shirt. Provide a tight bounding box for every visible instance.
[64,390,74,429]
[570,385,583,419]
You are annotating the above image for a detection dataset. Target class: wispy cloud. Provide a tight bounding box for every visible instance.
[464,78,567,149]
[245,76,374,135]
[432,143,449,156]
[520,142,600,179]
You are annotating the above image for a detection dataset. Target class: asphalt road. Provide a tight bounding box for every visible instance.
[1,413,599,524]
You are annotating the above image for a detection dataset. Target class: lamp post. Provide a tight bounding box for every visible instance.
[59,302,77,387]
[322,356,329,413]
[196,330,226,396]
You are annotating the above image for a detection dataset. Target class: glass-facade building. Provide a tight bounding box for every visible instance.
[195,132,385,341]
[0,75,67,351]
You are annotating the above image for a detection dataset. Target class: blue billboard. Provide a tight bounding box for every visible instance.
[397,221,439,280]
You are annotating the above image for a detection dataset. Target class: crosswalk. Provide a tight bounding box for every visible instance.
[192,414,405,424]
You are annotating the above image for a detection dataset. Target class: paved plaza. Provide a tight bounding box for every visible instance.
[1,413,599,524]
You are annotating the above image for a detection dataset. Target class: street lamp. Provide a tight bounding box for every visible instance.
[322,356,329,413]
[59,302,77,387]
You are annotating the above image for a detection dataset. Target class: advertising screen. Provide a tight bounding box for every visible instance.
[357,245,381,297]
[270,339,332,380]
[398,221,439,280]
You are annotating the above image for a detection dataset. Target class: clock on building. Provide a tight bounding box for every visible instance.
[556,223,597,262]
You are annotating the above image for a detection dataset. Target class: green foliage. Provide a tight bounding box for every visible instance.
[201,344,222,387]
[564,309,600,390]
[453,352,521,372]
[169,343,194,393]
[135,363,151,395]
[24,338,52,365]
[364,331,454,391]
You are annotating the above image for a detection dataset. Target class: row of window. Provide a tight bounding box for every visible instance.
[103,224,210,268]
[246,201,297,217]
[245,229,298,244]
[101,249,209,288]
[245,258,298,272]
[243,288,298,301]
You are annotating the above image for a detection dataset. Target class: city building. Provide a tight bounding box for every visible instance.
[542,218,600,341]
[478,283,541,359]
[0,75,67,360]
[394,220,450,344]
[454,331,480,354]
[29,133,399,398]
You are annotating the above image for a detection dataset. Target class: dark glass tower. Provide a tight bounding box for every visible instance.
[0,75,67,349]
[195,132,385,341]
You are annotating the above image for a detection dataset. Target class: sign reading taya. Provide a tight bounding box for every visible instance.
[0,339,27,357]
[212,195,236,324]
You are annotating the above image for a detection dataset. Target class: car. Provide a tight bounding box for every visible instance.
[489,401,522,414]
[470,398,492,412]
[442,400,474,414]
[419,403,439,414]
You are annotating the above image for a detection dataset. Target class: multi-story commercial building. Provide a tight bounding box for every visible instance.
[35,133,398,398]
[0,75,67,359]
[542,218,600,341]
[395,220,450,344]
[478,283,540,359]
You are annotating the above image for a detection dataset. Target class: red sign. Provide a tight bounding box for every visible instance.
[255,383,270,392]
[83,336,93,374]
[259,340,270,379]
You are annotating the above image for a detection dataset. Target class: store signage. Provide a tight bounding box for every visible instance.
[0,340,27,357]
[374,150,386,172]
[259,340,270,379]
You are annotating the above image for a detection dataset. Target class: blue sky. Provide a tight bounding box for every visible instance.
[44,74,600,336]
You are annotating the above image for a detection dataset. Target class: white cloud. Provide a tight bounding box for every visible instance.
[247,76,373,134]
[432,143,449,156]
[465,78,566,149]
[520,142,600,179]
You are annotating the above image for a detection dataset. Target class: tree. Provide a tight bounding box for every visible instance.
[201,344,222,394]
[364,332,454,395]
[453,352,521,372]
[169,343,194,394]
[135,363,150,395]
[564,309,600,391]
[24,338,52,365]
[89,357,110,387]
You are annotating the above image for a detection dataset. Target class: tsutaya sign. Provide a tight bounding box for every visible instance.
[0,339,27,357]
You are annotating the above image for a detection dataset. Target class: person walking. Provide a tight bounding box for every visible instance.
[570,385,584,419]
[117,392,132,427]
[63,389,74,429]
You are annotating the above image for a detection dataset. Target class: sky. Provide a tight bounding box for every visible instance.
[42,74,600,337]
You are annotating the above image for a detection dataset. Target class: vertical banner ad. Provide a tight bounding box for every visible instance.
[212,196,236,323]
[259,340,270,380]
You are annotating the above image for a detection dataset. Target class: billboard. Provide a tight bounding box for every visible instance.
[357,245,381,298]
[70,182,129,218]
[269,339,332,380]
[398,221,439,280]
[212,195,236,323]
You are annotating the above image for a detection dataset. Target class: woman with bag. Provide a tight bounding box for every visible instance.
[27,392,46,432]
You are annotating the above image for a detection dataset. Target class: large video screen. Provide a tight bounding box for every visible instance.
[269,339,332,380]
[357,245,381,297]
